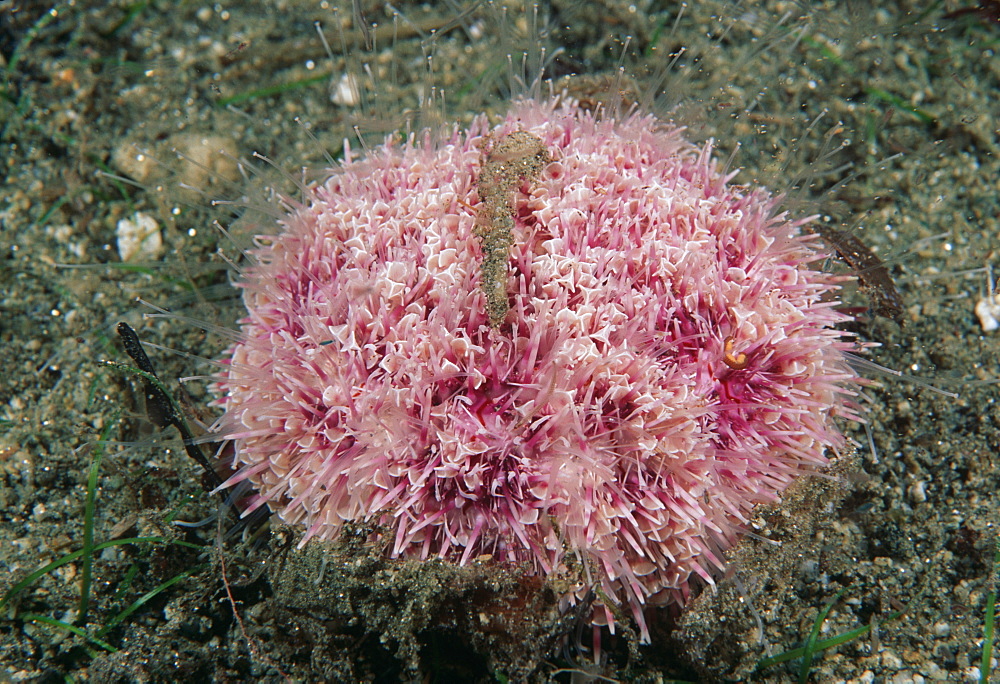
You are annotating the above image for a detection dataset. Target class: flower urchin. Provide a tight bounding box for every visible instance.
[214,98,864,642]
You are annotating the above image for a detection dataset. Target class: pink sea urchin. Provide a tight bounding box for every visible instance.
[213,98,864,642]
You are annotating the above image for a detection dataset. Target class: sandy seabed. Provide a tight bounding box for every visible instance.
[1,1,998,681]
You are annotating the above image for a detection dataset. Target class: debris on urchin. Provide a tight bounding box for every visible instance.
[212,97,865,641]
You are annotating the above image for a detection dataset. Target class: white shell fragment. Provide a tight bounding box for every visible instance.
[975,265,1000,333]
[116,212,163,262]
[975,296,1000,333]
[330,72,360,107]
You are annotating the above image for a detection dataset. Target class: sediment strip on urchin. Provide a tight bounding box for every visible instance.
[212,98,863,641]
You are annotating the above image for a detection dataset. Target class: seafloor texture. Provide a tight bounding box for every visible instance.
[1,1,998,682]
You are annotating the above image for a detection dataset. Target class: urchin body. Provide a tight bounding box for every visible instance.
[214,99,862,640]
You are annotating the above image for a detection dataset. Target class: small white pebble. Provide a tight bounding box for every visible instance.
[924,663,948,680]
[975,295,1000,332]
[932,621,951,637]
[907,480,927,503]
[116,212,162,262]
[962,666,983,682]
[881,650,903,669]
[975,264,1000,332]
[331,72,360,107]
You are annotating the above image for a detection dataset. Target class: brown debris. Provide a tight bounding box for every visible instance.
[811,225,905,325]
[475,131,552,327]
